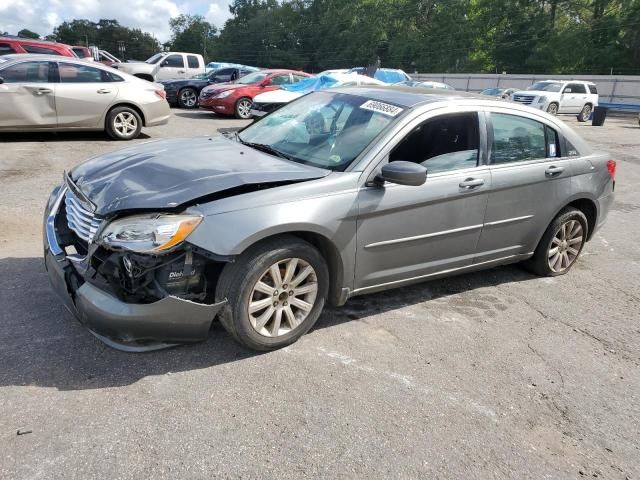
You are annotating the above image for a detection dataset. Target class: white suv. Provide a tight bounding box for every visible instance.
[511,80,598,122]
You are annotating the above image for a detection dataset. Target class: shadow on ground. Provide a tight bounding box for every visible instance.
[0,256,535,391]
[0,131,151,143]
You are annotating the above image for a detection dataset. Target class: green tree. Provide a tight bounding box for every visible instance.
[167,14,217,60]
[17,28,40,39]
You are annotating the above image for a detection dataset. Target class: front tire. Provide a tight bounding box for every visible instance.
[215,236,329,351]
[546,102,559,115]
[234,97,253,119]
[178,87,198,109]
[577,104,592,122]
[105,106,142,140]
[525,207,588,277]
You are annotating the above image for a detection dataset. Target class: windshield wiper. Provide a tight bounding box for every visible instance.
[237,137,294,161]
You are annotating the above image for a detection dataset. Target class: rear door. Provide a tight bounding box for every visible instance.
[156,54,186,80]
[560,83,586,113]
[0,60,56,128]
[475,109,570,263]
[186,54,201,77]
[54,62,118,128]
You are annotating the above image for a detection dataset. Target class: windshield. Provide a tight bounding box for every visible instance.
[482,88,502,95]
[527,82,562,92]
[238,91,402,171]
[235,71,270,85]
[145,53,164,64]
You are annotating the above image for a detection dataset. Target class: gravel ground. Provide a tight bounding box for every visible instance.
[1,110,639,479]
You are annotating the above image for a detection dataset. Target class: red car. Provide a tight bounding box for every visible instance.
[199,69,311,119]
[0,36,77,57]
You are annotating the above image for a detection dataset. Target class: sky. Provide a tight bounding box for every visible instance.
[0,0,234,42]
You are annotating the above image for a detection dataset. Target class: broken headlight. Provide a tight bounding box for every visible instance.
[97,213,202,254]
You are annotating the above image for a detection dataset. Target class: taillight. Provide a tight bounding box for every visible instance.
[155,88,166,99]
[607,160,616,179]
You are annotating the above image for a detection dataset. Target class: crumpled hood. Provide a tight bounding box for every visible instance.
[70,136,330,216]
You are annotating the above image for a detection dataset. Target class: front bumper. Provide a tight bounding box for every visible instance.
[43,187,226,351]
[199,97,233,114]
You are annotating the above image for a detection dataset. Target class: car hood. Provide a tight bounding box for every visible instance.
[160,79,206,88]
[253,89,302,104]
[201,83,245,94]
[69,136,330,216]
[513,90,548,96]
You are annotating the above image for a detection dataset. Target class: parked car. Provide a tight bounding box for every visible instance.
[350,67,411,84]
[72,46,94,61]
[199,69,311,119]
[250,72,386,118]
[44,87,615,352]
[0,36,77,57]
[96,49,121,67]
[111,52,205,82]
[481,87,518,99]
[399,80,455,90]
[511,80,598,122]
[0,54,170,140]
[160,67,256,108]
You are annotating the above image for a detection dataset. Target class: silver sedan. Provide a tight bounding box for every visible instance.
[0,54,170,140]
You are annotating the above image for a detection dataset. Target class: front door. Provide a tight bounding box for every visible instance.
[355,111,490,290]
[475,110,572,263]
[54,62,118,128]
[156,54,187,80]
[0,60,56,128]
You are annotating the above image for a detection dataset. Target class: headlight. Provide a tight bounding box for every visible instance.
[537,96,547,104]
[215,90,232,99]
[98,213,203,254]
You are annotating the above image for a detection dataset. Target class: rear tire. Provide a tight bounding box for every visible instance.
[524,207,588,277]
[177,87,198,109]
[234,97,253,119]
[105,106,142,140]
[546,102,559,115]
[577,103,592,122]
[215,236,329,351]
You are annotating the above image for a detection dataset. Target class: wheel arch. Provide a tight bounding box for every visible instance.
[566,197,597,240]
[230,229,346,306]
[105,102,147,127]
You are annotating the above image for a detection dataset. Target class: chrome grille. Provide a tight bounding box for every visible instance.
[64,190,100,243]
[512,94,535,105]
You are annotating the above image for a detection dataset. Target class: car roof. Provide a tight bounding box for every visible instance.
[0,53,85,63]
[327,85,482,108]
[0,36,68,46]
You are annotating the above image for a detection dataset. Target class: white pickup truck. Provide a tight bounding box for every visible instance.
[111,52,206,82]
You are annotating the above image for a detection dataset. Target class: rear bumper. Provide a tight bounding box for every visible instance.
[43,188,225,351]
[142,100,171,127]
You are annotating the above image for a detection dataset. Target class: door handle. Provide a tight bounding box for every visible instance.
[545,165,565,176]
[97,89,112,94]
[459,178,484,189]
[35,88,52,95]
[178,70,185,74]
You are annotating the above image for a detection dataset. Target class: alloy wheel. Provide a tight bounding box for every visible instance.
[247,257,318,338]
[113,112,137,137]
[547,103,558,115]
[580,105,592,122]
[547,220,584,273]
[180,89,197,108]
[237,99,252,119]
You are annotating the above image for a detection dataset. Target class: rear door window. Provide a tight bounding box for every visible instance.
[187,55,199,68]
[0,43,17,55]
[490,113,547,163]
[0,61,50,82]
[23,45,62,55]
[58,63,105,83]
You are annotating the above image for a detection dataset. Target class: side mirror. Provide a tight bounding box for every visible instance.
[377,161,427,186]
[0,76,4,84]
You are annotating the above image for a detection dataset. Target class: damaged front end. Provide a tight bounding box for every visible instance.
[44,181,228,352]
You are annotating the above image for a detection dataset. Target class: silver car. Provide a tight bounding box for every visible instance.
[44,87,615,351]
[0,54,170,140]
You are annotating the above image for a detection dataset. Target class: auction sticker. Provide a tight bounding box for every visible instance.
[359,100,403,117]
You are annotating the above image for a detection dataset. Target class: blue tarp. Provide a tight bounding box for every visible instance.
[281,75,339,93]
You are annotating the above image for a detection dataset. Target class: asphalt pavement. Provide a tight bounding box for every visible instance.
[1,110,638,479]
